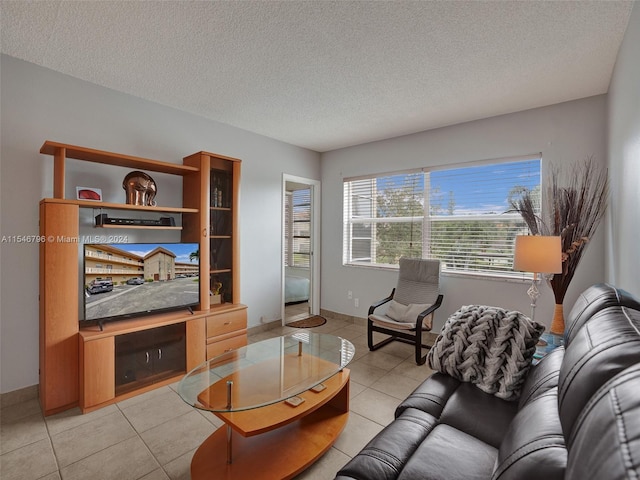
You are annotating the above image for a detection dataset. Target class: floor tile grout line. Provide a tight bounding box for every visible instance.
[55,425,139,477]
[41,406,64,479]
[114,401,168,480]
[116,398,208,478]
[0,411,45,457]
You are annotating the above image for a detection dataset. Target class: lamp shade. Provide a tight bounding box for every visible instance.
[513,235,562,274]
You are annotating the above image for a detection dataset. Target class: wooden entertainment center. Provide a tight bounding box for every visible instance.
[39,141,247,416]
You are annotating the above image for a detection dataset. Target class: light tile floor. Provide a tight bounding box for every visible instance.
[284,301,310,323]
[0,318,435,480]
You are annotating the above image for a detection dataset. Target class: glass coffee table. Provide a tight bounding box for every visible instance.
[178,331,355,480]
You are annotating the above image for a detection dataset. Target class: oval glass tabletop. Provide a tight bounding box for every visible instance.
[178,331,355,412]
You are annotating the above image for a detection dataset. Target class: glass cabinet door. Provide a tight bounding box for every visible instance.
[115,323,186,396]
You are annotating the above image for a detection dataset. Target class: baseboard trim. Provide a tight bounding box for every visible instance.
[320,309,367,327]
[1,384,39,409]
[247,318,283,335]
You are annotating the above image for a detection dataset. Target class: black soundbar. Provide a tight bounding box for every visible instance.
[95,213,175,227]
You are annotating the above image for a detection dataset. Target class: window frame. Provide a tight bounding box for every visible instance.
[342,154,541,279]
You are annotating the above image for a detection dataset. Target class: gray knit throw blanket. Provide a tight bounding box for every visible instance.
[427,305,545,401]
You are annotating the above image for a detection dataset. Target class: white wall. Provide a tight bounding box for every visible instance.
[607,2,640,296]
[0,55,321,393]
[321,96,608,332]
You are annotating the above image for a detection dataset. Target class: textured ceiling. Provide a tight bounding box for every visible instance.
[1,1,634,152]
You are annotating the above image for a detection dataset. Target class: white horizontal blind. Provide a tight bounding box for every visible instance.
[288,188,311,269]
[343,157,541,276]
[343,171,423,266]
[285,192,292,267]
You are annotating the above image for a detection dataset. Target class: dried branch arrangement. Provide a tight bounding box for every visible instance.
[509,157,609,328]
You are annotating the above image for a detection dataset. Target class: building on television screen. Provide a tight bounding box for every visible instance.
[84,244,198,286]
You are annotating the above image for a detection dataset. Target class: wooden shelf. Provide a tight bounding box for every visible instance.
[211,365,348,435]
[41,197,197,214]
[41,141,200,176]
[80,309,207,341]
[96,225,183,231]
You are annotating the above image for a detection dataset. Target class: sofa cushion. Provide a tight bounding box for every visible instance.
[398,424,497,480]
[438,382,519,448]
[396,373,518,448]
[565,364,640,480]
[517,346,564,410]
[493,388,566,480]
[558,305,640,439]
[564,283,640,345]
[428,305,543,401]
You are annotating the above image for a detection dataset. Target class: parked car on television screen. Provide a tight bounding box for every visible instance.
[86,279,114,294]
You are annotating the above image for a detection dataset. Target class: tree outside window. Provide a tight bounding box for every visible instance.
[343,157,541,277]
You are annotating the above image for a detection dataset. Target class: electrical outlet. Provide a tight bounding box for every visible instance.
[348,290,353,300]
[354,298,359,308]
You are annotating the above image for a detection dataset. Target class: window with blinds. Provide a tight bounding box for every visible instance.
[343,156,541,277]
[285,188,311,268]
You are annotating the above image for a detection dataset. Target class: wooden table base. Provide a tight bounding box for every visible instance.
[191,370,350,480]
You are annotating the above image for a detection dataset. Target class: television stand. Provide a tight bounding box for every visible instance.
[78,309,207,413]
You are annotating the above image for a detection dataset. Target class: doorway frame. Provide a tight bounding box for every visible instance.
[282,174,321,325]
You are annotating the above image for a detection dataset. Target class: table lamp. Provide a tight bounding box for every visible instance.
[513,235,562,322]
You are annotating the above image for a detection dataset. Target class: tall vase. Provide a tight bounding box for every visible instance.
[535,303,565,360]
[550,304,565,335]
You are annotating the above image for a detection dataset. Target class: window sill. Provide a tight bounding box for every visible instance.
[441,270,531,284]
[343,262,532,284]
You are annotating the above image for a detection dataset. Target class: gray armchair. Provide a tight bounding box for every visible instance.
[367,258,443,365]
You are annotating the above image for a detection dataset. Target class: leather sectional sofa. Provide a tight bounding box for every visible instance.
[335,284,640,480]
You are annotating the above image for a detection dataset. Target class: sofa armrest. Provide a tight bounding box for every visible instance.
[395,372,460,419]
[335,408,438,480]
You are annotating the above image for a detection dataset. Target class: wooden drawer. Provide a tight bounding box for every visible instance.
[206,333,247,359]
[206,309,247,338]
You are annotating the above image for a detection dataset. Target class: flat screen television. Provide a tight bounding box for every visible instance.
[82,242,200,328]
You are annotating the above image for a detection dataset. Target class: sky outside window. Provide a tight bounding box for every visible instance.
[376,159,540,216]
